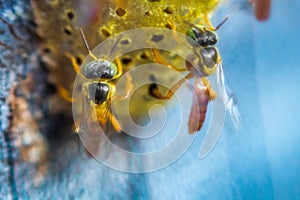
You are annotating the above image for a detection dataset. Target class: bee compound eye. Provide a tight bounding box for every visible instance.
[83,61,99,79]
[186,28,199,47]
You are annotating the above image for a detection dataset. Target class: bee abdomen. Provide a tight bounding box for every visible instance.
[197,100,209,131]
[188,84,209,134]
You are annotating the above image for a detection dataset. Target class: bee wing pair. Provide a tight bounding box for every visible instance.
[78,95,117,156]
[216,62,241,130]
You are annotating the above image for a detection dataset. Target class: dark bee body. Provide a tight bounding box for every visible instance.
[186,27,217,47]
[86,82,110,105]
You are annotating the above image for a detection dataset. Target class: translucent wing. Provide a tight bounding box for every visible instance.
[216,62,241,129]
[101,97,122,136]
[77,95,117,157]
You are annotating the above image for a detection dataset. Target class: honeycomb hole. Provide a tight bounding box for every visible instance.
[121,38,130,45]
[116,7,127,17]
[66,9,75,20]
[165,22,174,30]
[121,57,132,65]
[151,34,164,43]
[145,11,151,16]
[100,28,111,37]
[163,6,174,15]
[140,52,150,60]
[64,26,72,35]
[42,47,51,53]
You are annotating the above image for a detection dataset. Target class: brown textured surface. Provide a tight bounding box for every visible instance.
[7,75,48,186]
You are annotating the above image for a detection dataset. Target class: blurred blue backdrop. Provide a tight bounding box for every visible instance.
[24,0,300,199]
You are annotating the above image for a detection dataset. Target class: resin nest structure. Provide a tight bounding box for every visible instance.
[31,0,221,123]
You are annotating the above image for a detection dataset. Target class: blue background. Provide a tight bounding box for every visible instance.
[21,0,300,199]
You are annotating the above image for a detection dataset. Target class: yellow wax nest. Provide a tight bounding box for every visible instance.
[100,0,219,36]
[32,0,219,70]
[31,0,220,120]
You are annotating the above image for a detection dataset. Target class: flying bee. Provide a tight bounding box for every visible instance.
[63,28,132,135]
[149,16,240,133]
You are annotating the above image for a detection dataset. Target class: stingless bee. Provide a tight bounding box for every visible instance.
[149,16,240,133]
[60,28,132,135]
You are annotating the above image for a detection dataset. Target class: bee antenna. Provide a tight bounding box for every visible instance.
[184,20,204,32]
[109,33,123,57]
[215,15,230,31]
[183,20,194,27]
[79,28,98,60]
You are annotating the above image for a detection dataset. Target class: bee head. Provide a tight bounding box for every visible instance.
[83,60,117,79]
[185,16,229,47]
[186,26,217,47]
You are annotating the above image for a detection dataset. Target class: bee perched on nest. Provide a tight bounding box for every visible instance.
[27,0,225,159]
[31,0,220,127]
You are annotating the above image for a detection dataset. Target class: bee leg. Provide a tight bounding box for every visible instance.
[149,72,193,99]
[73,118,81,134]
[123,73,133,98]
[202,77,217,100]
[152,49,188,72]
[57,85,79,103]
[64,53,86,78]
[65,53,80,73]
[115,73,133,100]
[109,111,122,133]
[114,56,123,79]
